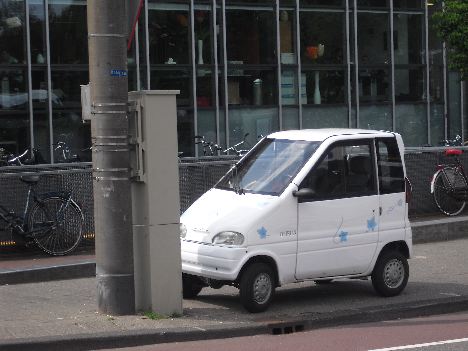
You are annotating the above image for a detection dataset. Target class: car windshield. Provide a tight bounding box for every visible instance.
[216,138,320,195]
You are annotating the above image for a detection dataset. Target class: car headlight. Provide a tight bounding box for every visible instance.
[212,231,244,246]
[180,223,187,239]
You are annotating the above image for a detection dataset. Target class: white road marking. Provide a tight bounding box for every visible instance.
[439,292,461,297]
[368,337,468,351]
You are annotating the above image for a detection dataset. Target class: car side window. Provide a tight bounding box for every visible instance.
[300,140,376,201]
[376,137,404,194]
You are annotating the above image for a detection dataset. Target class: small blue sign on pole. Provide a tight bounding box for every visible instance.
[110,69,128,77]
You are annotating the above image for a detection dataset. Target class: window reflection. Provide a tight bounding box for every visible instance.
[51,70,88,108]
[29,2,46,65]
[53,112,91,162]
[357,13,389,65]
[0,69,27,110]
[394,14,424,65]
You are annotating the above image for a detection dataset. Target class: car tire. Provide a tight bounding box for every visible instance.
[372,251,409,297]
[182,273,204,299]
[239,263,275,313]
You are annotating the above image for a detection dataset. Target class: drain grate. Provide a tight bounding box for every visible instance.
[271,324,305,335]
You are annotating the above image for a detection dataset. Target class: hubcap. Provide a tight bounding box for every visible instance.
[383,259,405,288]
[253,273,272,304]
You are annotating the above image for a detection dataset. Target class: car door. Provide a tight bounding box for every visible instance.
[375,137,406,240]
[295,139,380,280]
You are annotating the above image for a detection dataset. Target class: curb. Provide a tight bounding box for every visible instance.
[1,296,468,351]
[0,262,95,285]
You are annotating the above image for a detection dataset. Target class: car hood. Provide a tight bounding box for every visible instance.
[181,188,277,244]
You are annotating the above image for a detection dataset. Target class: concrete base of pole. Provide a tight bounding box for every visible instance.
[97,274,135,315]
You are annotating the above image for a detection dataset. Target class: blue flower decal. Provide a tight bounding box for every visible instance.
[367,216,377,232]
[257,226,268,239]
[339,231,348,242]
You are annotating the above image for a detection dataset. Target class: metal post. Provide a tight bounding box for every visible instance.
[87,0,135,315]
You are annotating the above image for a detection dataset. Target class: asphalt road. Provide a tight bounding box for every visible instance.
[101,311,468,351]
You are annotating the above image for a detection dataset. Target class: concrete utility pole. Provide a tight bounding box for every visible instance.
[87,0,135,315]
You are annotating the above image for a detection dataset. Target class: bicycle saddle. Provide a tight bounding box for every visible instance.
[20,175,40,184]
[445,149,463,156]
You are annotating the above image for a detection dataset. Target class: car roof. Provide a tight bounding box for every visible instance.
[268,128,396,142]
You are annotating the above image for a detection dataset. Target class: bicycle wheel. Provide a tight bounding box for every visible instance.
[433,167,468,216]
[28,196,84,255]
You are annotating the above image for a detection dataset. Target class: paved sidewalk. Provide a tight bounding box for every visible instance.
[1,238,468,351]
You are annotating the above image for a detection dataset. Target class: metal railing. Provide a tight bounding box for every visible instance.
[1,148,468,249]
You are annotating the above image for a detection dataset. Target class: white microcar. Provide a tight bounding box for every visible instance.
[180,129,412,313]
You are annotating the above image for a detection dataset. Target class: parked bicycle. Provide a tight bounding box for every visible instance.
[0,148,45,166]
[0,175,84,255]
[194,135,222,156]
[223,133,250,156]
[194,133,252,157]
[431,148,468,216]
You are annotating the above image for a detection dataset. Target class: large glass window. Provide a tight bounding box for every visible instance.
[393,0,422,9]
[300,10,347,127]
[357,13,389,66]
[301,0,344,6]
[394,13,424,65]
[0,68,29,156]
[356,0,388,8]
[29,0,46,66]
[300,12,345,65]
[428,2,444,144]
[151,68,192,106]
[357,12,391,113]
[0,0,25,65]
[32,69,50,162]
[148,2,190,65]
[226,9,276,65]
[49,0,87,64]
[51,69,89,162]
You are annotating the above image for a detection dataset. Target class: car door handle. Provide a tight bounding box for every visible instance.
[379,206,383,216]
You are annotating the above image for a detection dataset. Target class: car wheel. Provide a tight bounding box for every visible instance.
[182,273,204,299]
[372,251,409,297]
[239,263,275,313]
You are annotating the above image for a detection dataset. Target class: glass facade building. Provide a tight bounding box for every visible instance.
[0,0,467,161]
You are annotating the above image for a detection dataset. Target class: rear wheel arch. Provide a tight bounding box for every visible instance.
[379,241,410,259]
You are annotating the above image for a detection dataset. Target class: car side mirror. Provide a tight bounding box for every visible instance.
[292,188,316,200]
